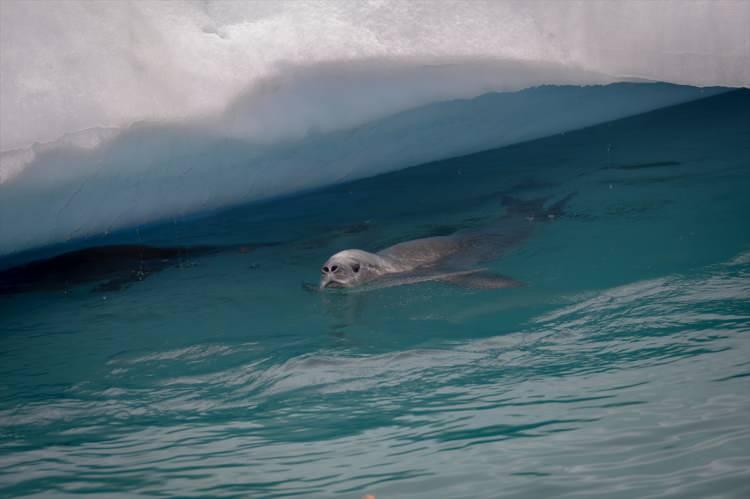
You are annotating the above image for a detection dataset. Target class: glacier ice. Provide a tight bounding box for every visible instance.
[0,0,748,256]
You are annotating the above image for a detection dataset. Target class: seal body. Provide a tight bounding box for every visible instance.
[319,194,572,290]
[320,235,520,290]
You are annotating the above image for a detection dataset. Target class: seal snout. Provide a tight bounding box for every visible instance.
[319,250,375,290]
[320,263,344,289]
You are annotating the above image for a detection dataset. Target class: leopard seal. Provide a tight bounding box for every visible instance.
[319,194,572,291]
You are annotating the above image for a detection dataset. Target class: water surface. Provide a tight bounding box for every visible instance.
[1,91,749,498]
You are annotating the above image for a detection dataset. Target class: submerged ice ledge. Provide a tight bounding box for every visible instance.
[0,78,725,257]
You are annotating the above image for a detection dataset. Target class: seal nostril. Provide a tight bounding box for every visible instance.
[331,265,338,272]
[322,266,329,273]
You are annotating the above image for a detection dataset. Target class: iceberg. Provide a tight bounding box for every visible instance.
[0,0,748,256]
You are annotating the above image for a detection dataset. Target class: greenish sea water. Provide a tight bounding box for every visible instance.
[1,90,749,498]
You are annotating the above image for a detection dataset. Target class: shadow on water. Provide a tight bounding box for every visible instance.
[0,243,280,295]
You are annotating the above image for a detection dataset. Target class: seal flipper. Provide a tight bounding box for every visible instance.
[440,271,524,289]
[501,193,575,220]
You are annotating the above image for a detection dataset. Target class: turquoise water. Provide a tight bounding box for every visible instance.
[1,90,749,498]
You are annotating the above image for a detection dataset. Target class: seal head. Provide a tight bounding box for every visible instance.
[320,251,364,289]
[319,249,395,289]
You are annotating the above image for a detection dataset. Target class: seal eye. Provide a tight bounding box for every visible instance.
[352,263,360,273]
